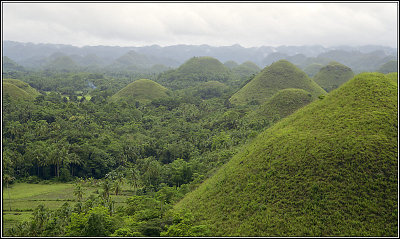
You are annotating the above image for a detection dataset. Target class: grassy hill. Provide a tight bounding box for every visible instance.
[313,61,355,92]
[3,83,34,101]
[232,61,261,78]
[109,79,169,104]
[385,72,398,83]
[229,60,326,105]
[157,56,235,90]
[172,72,398,237]
[303,63,324,78]
[378,60,398,74]
[3,79,41,97]
[3,56,25,72]
[245,88,313,129]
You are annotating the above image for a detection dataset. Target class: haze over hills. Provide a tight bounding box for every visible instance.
[3,41,397,73]
[172,72,398,236]
[229,60,326,105]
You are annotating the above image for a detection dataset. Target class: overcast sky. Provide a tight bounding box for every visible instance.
[2,2,398,48]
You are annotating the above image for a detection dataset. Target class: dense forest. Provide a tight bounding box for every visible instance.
[2,42,398,237]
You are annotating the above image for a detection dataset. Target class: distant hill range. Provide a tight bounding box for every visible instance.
[3,41,397,73]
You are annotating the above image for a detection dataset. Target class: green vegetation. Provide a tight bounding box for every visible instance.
[157,56,236,90]
[109,79,169,104]
[3,79,41,97]
[385,72,398,83]
[378,60,398,74]
[3,83,34,101]
[232,61,261,78]
[2,51,398,237]
[173,73,398,236]
[230,60,326,105]
[245,88,314,130]
[224,60,239,69]
[303,63,323,77]
[313,61,355,92]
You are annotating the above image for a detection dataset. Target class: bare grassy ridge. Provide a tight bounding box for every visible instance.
[174,72,398,236]
[229,60,326,105]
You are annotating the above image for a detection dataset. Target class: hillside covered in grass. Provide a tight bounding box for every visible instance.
[157,56,235,89]
[378,60,398,74]
[229,60,326,105]
[245,88,314,129]
[109,79,169,104]
[172,72,398,237]
[313,61,355,92]
[3,79,41,97]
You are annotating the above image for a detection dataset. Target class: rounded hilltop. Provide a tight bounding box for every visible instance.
[109,79,169,104]
[313,61,354,92]
[229,60,326,105]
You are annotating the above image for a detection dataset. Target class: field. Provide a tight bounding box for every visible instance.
[2,181,133,233]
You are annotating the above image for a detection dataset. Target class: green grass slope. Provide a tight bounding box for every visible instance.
[174,72,398,237]
[229,60,326,105]
[3,79,41,97]
[3,83,34,101]
[313,61,355,92]
[157,57,235,90]
[246,88,313,128]
[109,79,169,104]
[232,61,261,78]
[385,72,398,83]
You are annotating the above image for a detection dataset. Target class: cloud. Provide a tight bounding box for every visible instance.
[2,2,398,47]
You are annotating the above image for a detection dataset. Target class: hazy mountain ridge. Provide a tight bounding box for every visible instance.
[3,41,397,72]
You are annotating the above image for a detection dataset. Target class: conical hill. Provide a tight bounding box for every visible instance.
[3,79,41,97]
[245,88,313,129]
[229,60,326,105]
[109,79,169,104]
[173,72,398,237]
[3,83,33,101]
[158,56,234,90]
[313,61,355,92]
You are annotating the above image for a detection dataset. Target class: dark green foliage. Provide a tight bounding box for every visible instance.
[174,73,398,236]
[378,60,398,74]
[230,60,326,105]
[313,61,355,92]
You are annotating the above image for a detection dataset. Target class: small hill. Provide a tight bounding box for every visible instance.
[378,60,398,74]
[232,61,261,78]
[43,55,79,72]
[109,79,169,104]
[172,72,398,237]
[229,60,326,105]
[3,79,41,97]
[192,81,229,99]
[303,63,324,78]
[224,60,239,69]
[313,61,355,92]
[3,83,34,101]
[158,56,235,90]
[245,88,313,129]
[3,56,25,72]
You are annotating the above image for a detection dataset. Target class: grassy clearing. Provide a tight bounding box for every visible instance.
[2,182,131,233]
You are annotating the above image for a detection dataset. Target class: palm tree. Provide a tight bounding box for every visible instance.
[74,183,84,202]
